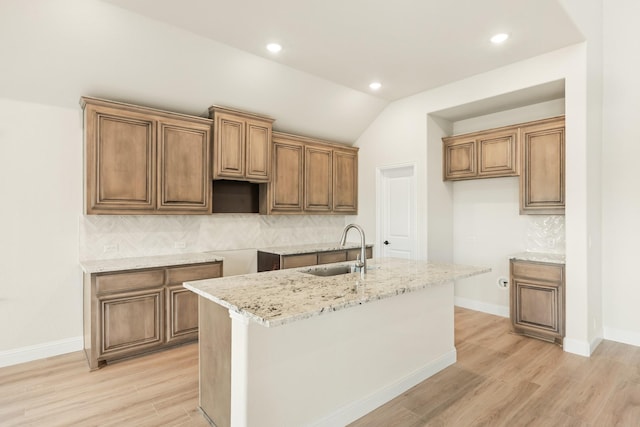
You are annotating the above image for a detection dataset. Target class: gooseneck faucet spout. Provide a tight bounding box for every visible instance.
[339,224,367,278]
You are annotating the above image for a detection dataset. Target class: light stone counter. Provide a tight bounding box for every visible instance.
[258,242,373,255]
[510,251,565,265]
[184,257,490,327]
[80,251,225,273]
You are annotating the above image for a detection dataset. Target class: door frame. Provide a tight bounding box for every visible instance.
[375,162,418,260]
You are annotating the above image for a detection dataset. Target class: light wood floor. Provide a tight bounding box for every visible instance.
[350,307,640,426]
[1,308,639,426]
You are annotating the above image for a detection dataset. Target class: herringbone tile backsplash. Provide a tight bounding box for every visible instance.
[525,215,565,254]
[80,214,347,261]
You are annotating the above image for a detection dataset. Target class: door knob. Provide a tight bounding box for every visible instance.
[383,240,390,245]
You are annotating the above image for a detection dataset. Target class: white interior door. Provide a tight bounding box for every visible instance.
[378,165,416,259]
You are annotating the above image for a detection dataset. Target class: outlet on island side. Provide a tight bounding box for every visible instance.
[497,277,509,289]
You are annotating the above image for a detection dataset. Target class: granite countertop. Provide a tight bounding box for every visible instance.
[510,251,566,265]
[80,251,225,274]
[184,257,490,327]
[258,242,374,256]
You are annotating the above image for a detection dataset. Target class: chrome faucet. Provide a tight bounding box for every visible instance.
[340,223,367,278]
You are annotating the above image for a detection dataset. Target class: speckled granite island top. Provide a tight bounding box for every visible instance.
[258,242,373,255]
[184,257,490,327]
[510,251,565,265]
[80,251,224,273]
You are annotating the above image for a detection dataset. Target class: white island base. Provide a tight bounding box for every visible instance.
[198,282,455,427]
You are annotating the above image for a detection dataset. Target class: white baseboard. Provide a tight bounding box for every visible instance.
[604,326,640,348]
[311,349,457,427]
[0,336,83,368]
[454,297,509,318]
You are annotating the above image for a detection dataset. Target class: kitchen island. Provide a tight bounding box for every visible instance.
[184,258,489,427]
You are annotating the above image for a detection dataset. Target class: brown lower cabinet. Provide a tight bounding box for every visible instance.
[257,247,373,272]
[510,259,565,345]
[83,261,222,370]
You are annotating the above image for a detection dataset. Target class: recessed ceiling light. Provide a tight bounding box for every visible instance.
[490,33,509,44]
[369,82,382,90]
[266,43,282,53]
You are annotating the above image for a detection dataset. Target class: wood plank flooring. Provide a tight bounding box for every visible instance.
[350,307,640,426]
[1,307,639,426]
[0,344,208,426]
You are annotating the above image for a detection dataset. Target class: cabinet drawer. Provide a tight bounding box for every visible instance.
[318,251,347,264]
[511,261,563,283]
[166,262,222,284]
[282,254,317,269]
[347,247,373,261]
[96,269,165,294]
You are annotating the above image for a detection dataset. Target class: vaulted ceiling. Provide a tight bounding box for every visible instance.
[0,0,583,142]
[103,0,583,101]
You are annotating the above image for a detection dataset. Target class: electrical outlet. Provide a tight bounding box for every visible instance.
[174,241,186,249]
[497,277,509,289]
[103,244,118,253]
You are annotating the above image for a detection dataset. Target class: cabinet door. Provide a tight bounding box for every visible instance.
[99,289,164,359]
[512,279,561,335]
[443,137,476,180]
[214,112,245,179]
[520,118,565,214]
[270,140,304,212]
[166,285,198,344]
[304,145,333,212]
[333,149,358,213]
[157,119,211,213]
[478,129,518,177]
[85,105,156,213]
[510,260,565,344]
[245,119,272,182]
[165,262,222,344]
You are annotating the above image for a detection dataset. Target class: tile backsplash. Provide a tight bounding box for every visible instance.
[524,215,565,254]
[80,214,347,261]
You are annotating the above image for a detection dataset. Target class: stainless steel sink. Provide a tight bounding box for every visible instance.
[302,265,380,277]
[303,265,354,277]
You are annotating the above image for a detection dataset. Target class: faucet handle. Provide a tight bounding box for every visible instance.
[354,253,364,268]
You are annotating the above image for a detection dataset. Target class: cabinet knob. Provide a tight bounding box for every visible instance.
[383,240,390,245]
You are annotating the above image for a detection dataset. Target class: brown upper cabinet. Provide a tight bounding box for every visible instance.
[82,97,212,215]
[333,149,358,213]
[264,133,305,213]
[520,117,565,215]
[443,126,518,181]
[442,115,565,215]
[304,144,333,212]
[260,132,358,215]
[209,106,274,183]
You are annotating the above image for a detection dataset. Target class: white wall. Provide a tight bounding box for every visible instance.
[560,0,605,354]
[601,0,640,346]
[426,115,453,263]
[356,44,594,354]
[0,100,83,355]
